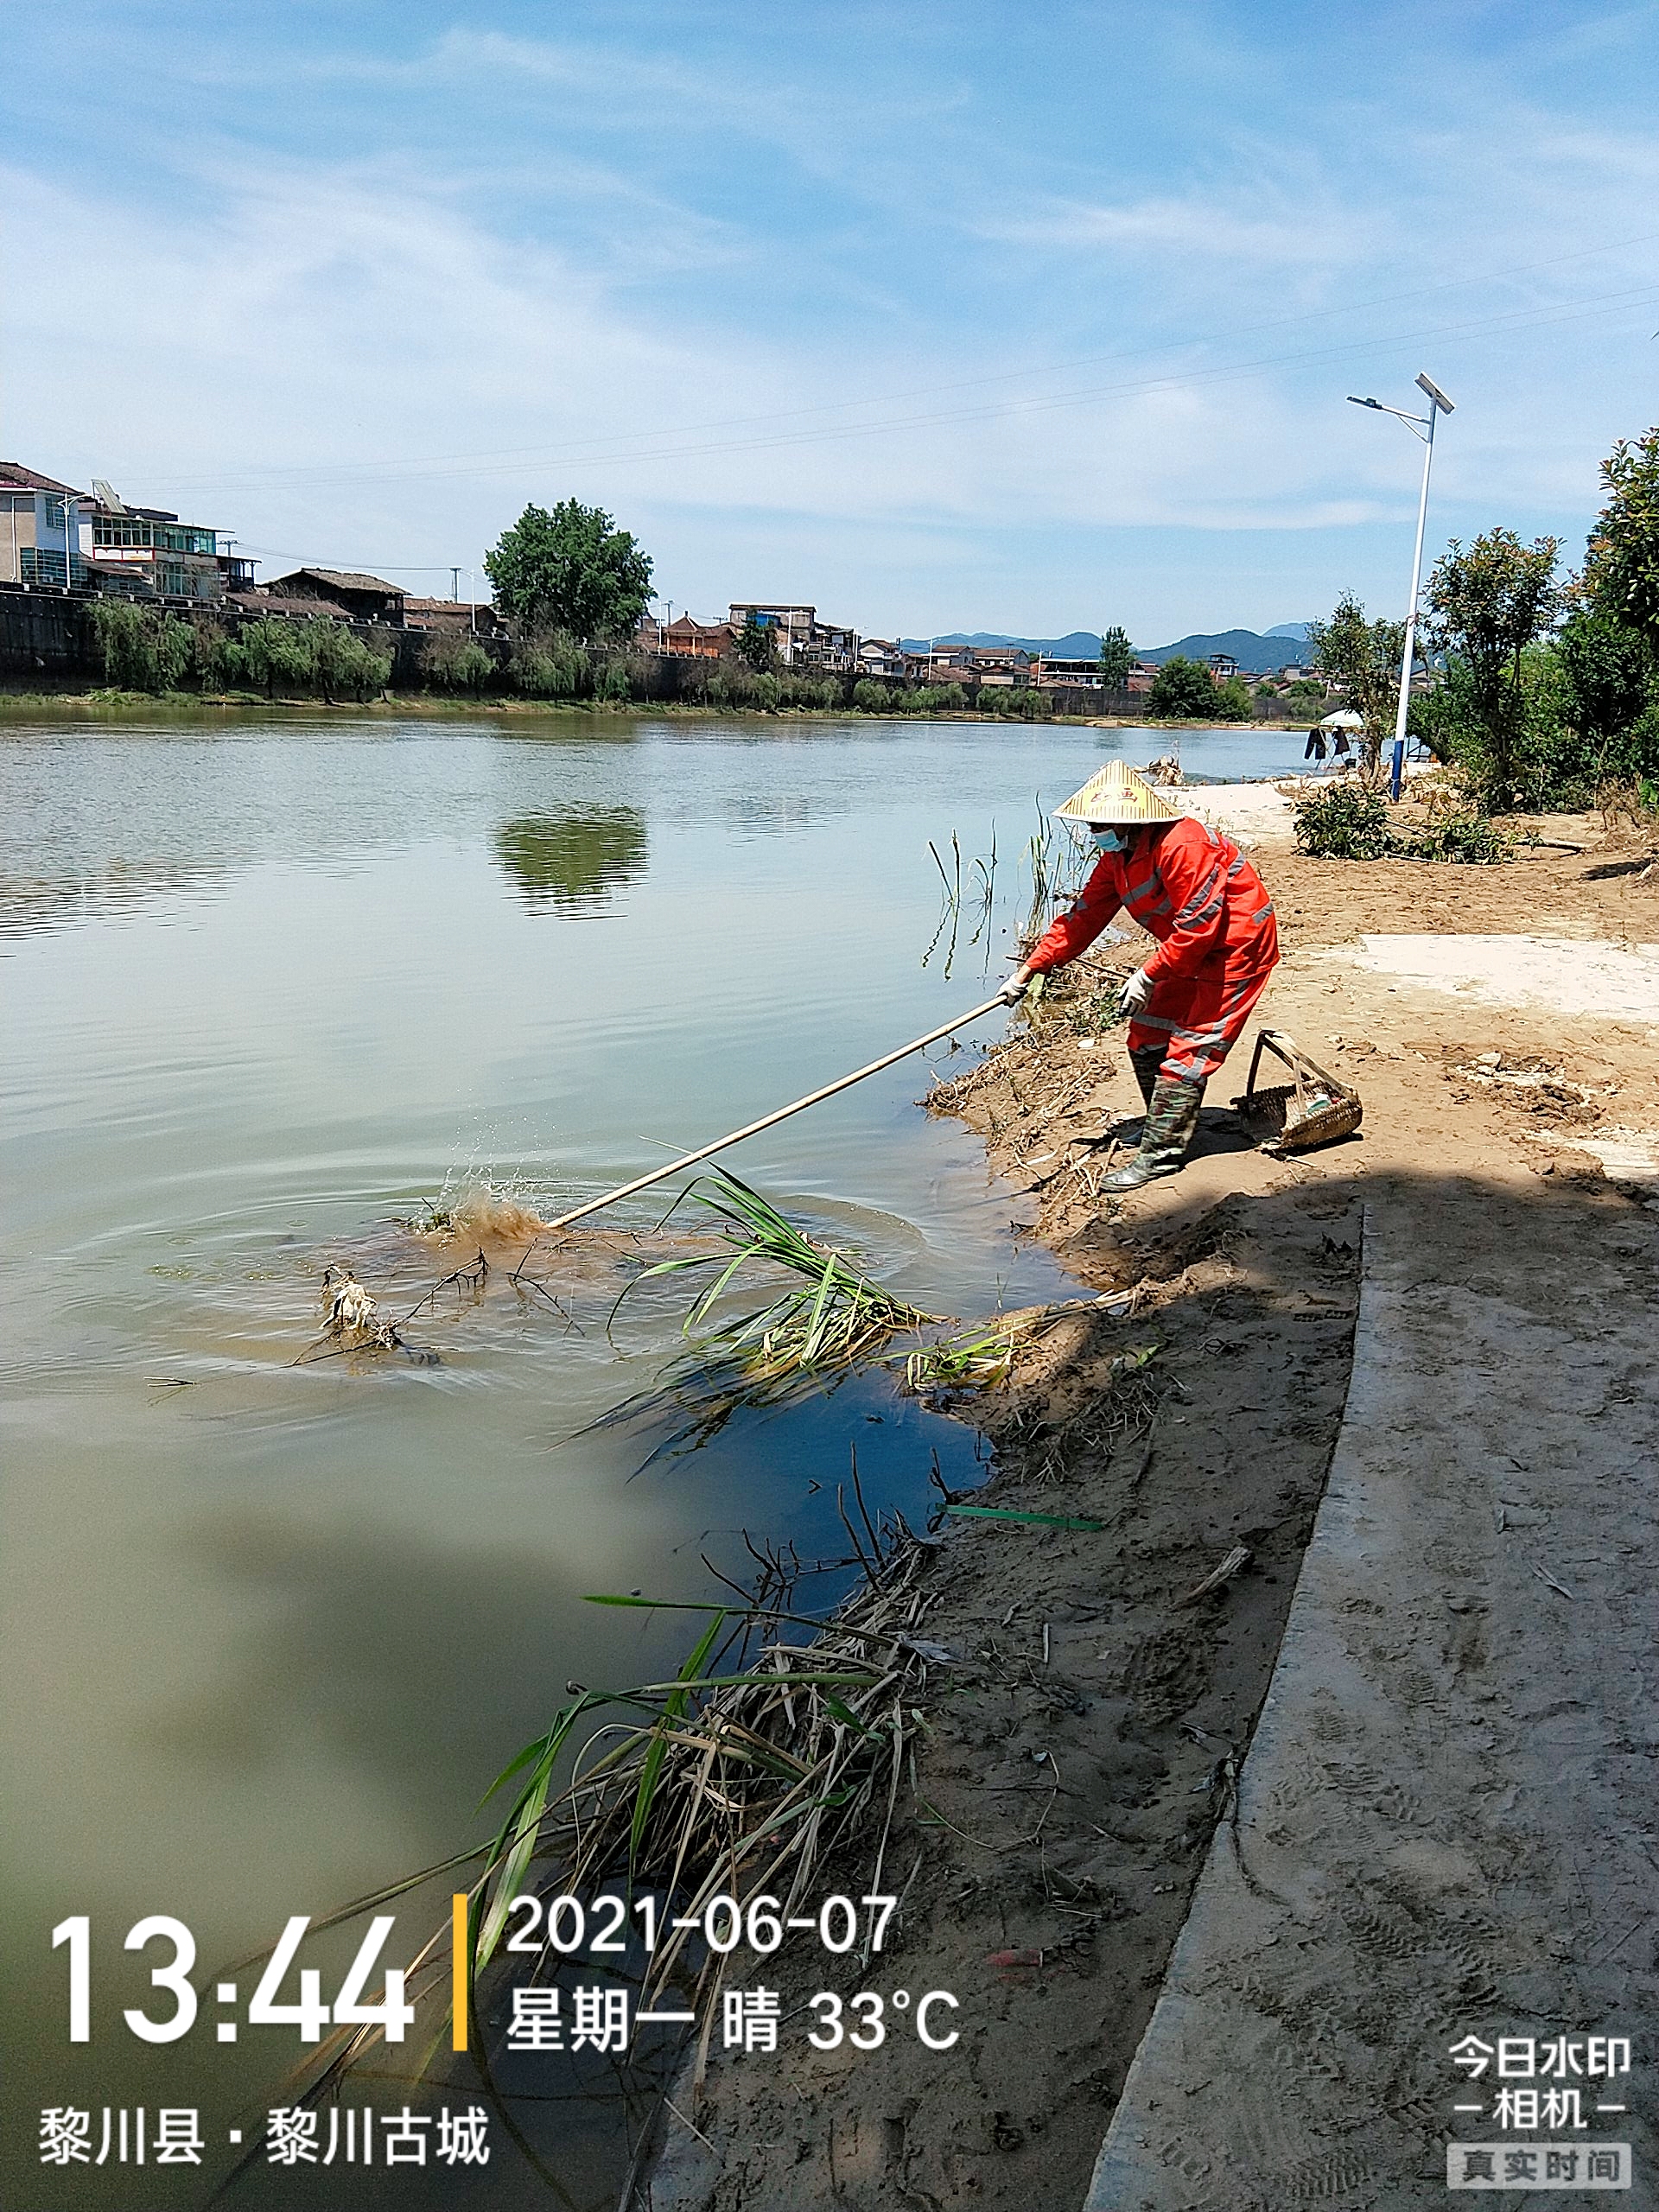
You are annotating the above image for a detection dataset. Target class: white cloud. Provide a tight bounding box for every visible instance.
[2,67,1653,638]
[980,187,1376,271]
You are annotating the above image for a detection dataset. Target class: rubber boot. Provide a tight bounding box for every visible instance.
[1129,1046,1163,1109]
[1102,1074,1206,1192]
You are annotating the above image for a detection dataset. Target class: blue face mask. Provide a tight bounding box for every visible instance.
[1090,827,1127,854]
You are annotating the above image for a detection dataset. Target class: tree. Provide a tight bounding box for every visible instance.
[90,601,193,693]
[1584,425,1659,653]
[1555,605,1652,757]
[483,499,653,642]
[240,616,318,700]
[1422,530,1561,803]
[1213,674,1253,722]
[734,610,777,671]
[1306,594,1407,780]
[1147,654,1224,719]
[424,632,495,695]
[1097,625,1134,692]
[510,632,586,699]
[313,620,391,702]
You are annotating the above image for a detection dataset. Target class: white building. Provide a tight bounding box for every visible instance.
[0,461,86,589]
[728,601,859,673]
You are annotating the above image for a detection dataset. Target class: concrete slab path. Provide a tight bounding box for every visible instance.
[1085,1181,1659,2208]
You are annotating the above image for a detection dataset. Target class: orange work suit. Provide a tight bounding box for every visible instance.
[1026,817,1279,1083]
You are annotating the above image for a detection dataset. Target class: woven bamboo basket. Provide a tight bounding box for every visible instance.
[1232,1029,1363,1154]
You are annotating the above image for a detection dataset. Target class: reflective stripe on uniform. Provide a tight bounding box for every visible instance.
[1173,862,1224,925]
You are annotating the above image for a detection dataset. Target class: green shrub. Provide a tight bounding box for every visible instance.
[1415,634,1659,812]
[511,647,560,696]
[511,629,588,698]
[155,613,193,690]
[777,672,836,709]
[916,682,965,713]
[1397,811,1514,864]
[1294,780,1511,863]
[976,685,1052,719]
[1293,784,1395,859]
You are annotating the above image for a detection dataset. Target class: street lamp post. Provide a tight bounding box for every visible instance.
[1347,372,1454,800]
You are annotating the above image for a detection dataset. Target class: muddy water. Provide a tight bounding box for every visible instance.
[0,711,1308,2206]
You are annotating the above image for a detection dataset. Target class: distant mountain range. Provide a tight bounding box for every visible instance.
[1135,626,1313,670]
[897,625,1313,672]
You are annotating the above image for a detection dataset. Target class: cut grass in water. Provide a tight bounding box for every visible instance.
[240,1530,957,2120]
[260,1315,1162,2116]
[592,1168,1030,1456]
[242,1306,1164,2122]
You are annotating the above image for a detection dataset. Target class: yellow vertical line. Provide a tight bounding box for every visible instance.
[451,1894,469,2051]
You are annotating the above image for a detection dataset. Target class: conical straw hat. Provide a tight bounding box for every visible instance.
[1053,760,1182,826]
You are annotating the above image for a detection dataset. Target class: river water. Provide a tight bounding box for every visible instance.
[0,710,1311,2206]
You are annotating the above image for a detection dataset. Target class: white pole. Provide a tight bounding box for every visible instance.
[64,495,75,591]
[1389,404,1438,801]
[532,993,1011,1237]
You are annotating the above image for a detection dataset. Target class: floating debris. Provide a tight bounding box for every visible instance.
[291,1265,435,1366]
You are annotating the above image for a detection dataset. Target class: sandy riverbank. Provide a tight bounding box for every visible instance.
[643,798,1659,2209]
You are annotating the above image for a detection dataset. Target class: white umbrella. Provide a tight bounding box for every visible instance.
[1319,709,1364,730]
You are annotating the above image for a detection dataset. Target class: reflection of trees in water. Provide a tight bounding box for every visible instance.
[493,808,648,912]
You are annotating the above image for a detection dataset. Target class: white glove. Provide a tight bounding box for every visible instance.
[1120,966,1154,1016]
[997,969,1031,1004]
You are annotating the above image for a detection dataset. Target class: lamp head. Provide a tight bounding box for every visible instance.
[1415,371,1454,415]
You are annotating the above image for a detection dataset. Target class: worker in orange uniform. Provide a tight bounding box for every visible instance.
[999,761,1279,1192]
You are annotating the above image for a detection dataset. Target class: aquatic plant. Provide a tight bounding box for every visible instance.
[920,804,1096,976]
[588,1170,1057,1457]
[249,1520,951,2122]
[1020,796,1090,946]
[252,1306,1163,2121]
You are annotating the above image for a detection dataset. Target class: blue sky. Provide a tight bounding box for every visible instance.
[4,2,1658,641]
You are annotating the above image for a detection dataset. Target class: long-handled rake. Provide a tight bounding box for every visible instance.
[512,992,1010,1276]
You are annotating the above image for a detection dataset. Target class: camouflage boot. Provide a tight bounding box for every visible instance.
[1102,1074,1206,1192]
[1129,1046,1164,1109]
